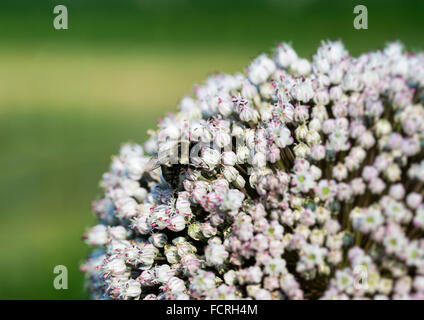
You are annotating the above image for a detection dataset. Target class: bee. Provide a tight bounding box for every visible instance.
[160,163,187,189]
[145,142,191,189]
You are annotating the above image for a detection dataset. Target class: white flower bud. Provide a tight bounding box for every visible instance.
[308,118,322,132]
[295,124,309,141]
[217,97,233,117]
[221,189,245,211]
[329,86,343,101]
[168,215,186,232]
[293,143,310,158]
[275,43,298,67]
[224,270,237,285]
[306,130,321,145]
[313,89,330,106]
[259,82,274,100]
[385,163,401,182]
[166,277,186,293]
[375,119,392,137]
[122,279,142,298]
[389,184,405,200]
[236,145,249,164]
[406,193,422,209]
[294,79,314,102]
[105,257,127,276]
[164,245,180,264]
[150,233,168,248]
[291,58,311,76]
[234,174,246,188]
[215,130,231,148]
[259,103,273,122]
[247,54,276,85]
[239,106,260,123]
[221,151,237,166]
[222,165,239,182]
[205,243,229,266]
[201,147,221,169]
[310,144,325,161]
[86,224,108,245]
[109,226,128,240]
[251,152,267,168]
[232,123,244,137]
[155,264,175,284]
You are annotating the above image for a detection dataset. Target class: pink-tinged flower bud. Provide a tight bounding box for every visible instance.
[314,89,330,106]
[322,119,335,135]
[310,144,326,161]
[117,198,138,218]
[201,222,217,238]
[406,193,422,209]
[180,253,202,275]
[165,277,186,293]
[293,78,314,102]
[351,178,366,195]
[332,102,348,118]
[294,105,309,122]
[168,215,186,232]
[221,151,237,166]
[389,183,405,200]
[155,264,175,284]
[268,145,281,163]
[121,279,142,298]
[402,138,420,156]
[332,163,348,181]
[362,165,379,181]
[369,177,386,194]
[104,257,127,276]
[217,97,233,117]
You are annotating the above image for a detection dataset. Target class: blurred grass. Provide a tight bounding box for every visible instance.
[0,109,165,299]
[0,0,422,299]
[0,48,253,113]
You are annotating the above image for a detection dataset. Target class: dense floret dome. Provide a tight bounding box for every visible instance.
[82,41,424,300]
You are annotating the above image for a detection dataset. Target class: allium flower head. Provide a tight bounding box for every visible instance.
[83,41,424,300]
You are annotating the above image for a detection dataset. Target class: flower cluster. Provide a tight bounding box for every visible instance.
[81,41,424,300]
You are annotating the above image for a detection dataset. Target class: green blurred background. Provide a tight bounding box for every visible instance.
[0,0,422,299]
